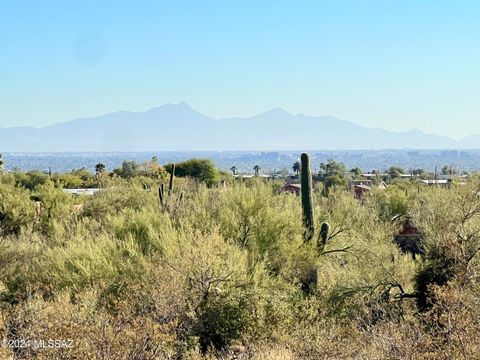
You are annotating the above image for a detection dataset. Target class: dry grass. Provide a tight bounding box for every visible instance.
[0,173,479,358]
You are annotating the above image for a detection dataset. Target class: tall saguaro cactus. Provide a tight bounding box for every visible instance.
[301,152,315,241]
[169,164,175,194]
[159,183,166,207]
[159,163,184,213]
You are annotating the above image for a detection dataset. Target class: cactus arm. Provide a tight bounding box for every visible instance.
[318,222,330,252]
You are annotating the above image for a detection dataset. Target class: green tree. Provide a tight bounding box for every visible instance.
[350,167,363,178]
[95,163,106,177]
[14,170,50,190]
[95,162,106,187]
[319,160,348,194]
[412,168,425,176]
[230,166,238,176]
[388,166,405,179]
[71,167,95,186]
[166,158,220,186]
[292,161,301,176]
[146,157,164,178]
[53,173,84,188]
[112,160,138,179]
[71,167,94,179]
[441,165,455,175]
[253,165,261,177]
[320,159,347,177]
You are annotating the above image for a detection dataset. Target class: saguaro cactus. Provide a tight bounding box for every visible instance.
[159,183,166,207]
[318,221,330,252]
[301,152,315,241]
[159,164,184,213]
[169,164,175,194]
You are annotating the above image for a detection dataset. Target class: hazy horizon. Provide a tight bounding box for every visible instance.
[0,101,476,143]
[2,1,480,139]
[0,101,458,137]
[2,149,479,174]
[1,101,479,152]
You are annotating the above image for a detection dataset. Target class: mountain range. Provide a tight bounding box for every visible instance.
[0,102,478,151]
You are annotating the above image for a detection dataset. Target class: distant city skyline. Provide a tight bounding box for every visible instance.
[1,1,480,139]
[2,149,479,173]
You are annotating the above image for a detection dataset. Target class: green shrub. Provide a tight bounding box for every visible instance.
[0,168,479,358]
[166,159,220,186]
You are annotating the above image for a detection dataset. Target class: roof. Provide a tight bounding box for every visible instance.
[351,179,374,184]
[233,174,273,178]
[362,173,387,178]
[284,184,301,189]
[63,188,102,196]
[420,180,449,184]
[354,184,371,191]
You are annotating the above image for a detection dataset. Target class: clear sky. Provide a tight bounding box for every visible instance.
[1,1,479,138]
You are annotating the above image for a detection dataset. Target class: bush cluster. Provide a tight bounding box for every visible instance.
[0,170,479,359]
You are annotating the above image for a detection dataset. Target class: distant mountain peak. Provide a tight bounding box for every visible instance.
[145,101,204,116]
[0,103,475,151]
[177,101,191,108]
[258,107,292,117]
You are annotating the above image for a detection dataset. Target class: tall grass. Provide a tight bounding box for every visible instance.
[0,174,479,358]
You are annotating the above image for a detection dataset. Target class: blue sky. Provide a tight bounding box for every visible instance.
[1,1,479,138]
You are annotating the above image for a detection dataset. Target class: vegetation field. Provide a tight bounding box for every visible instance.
[0,157,479,359]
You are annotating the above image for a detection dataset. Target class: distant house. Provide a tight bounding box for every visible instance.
[285,175,299,184]
[343,171,356,180]
[420,179,449,187]
[400,174,418,179]
[353,184,371,199]
[258,174,274,180]
[350,179,375,187]
[438,174,455,180]
[282,183,301,195]
[394,217,424,259]
[349,178,378,199]
[233,174,273,180]
[63,188,102,196]
[362,173,387,179]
